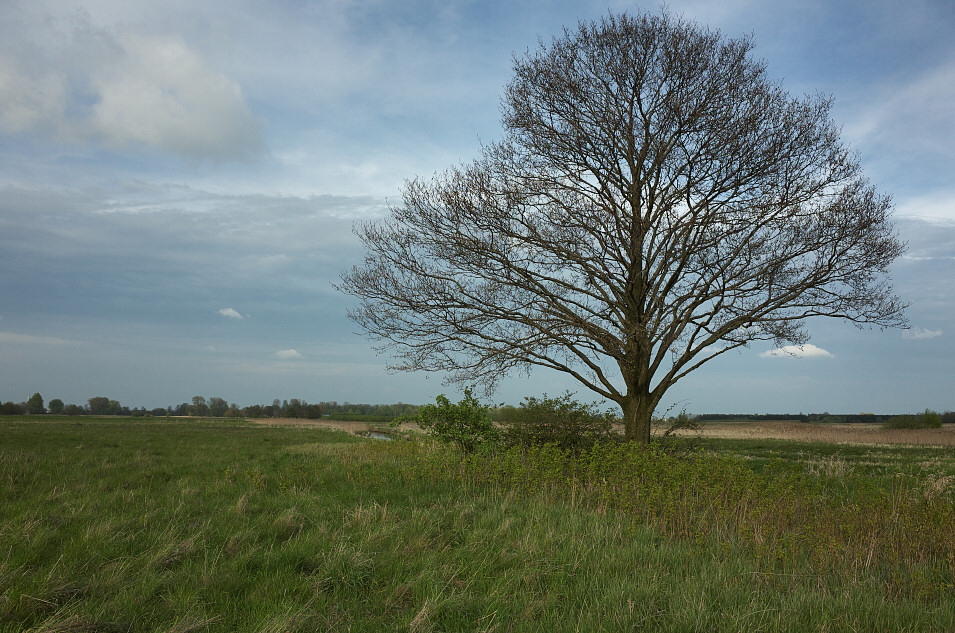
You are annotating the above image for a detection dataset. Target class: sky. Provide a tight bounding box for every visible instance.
[1,0,953,415]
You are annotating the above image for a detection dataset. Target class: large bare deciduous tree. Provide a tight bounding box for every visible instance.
[338,11,907,443]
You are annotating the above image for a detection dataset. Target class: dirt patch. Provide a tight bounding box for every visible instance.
[669,422,955,447]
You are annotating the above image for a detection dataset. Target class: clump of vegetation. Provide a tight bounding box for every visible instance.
[652,409,703,452]
[402,436,955,605]
[499,392,618,452]
[396,388,499,452]
[883,409,944,429]
[407,391,620,453]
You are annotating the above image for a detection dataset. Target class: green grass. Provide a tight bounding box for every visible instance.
[1,417,953,632]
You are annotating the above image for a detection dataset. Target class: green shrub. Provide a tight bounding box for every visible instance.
[883,409,943,429]
[398,388,499,452]
[501,392,618,452]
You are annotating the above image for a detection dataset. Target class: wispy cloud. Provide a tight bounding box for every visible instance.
[896,194,955,224]
[903,327,943,340]
[275,349,303,360]
[0,331,79,346]
[760,344,833,359]
[218,308,244,320]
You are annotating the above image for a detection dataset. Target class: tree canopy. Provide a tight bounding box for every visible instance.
[338,10,906,442]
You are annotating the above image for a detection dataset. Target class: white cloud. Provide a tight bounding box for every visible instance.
[218,308,243,320]
[760,344,834,359]
[903,327,943,340]
[0,12,263,161]
[275,349,303,360]
[88,32,264,160]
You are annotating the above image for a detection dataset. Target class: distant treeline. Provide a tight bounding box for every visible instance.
[2,392,953,425]
[0,393,419,421]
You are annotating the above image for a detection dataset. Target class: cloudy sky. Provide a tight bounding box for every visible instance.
[1,0,953,415]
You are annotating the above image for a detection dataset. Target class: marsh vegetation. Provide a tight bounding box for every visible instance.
[1,416,952,631]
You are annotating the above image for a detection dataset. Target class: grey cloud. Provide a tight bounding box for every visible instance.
[0,184,375,331]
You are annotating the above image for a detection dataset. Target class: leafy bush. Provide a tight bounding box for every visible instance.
[883,409,943,429]
[398,388,499,452]
[501,392,617,452]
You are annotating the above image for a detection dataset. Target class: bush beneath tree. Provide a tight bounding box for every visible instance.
[501,393,617,452]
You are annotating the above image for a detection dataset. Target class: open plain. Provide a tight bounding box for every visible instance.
[1,416,952,632]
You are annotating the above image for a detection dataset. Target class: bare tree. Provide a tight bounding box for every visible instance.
[338,10,906,443]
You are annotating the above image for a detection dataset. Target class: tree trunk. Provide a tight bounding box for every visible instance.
[622,392,657,444]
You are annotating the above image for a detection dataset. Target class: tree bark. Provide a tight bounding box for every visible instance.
[622,391,658,444]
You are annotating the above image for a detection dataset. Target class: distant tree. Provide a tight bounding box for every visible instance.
[286,398,304,418]
[87,396,111,415]
[208,397,228,417]
[64,404,84,416]
[48,399,65,415]
[171,402,190,416]
[244,404,265,418]
[1,401,24,415]
[339,10,907,443]
[26,393,45,414]
[191,396,209,416]
[87,397,124,415]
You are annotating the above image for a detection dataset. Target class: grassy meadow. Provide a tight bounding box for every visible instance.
[1,416,953,632]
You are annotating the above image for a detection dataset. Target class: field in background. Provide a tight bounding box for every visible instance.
[1,416,952,632]
[676,421,955,446]
[254,415,955,448]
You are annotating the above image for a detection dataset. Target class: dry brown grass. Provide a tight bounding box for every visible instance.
[251,417,375,432]
[669,421,955,447]
[255,417,955,447]
[250,417,421,434]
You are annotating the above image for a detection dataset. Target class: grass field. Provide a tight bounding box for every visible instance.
[1,416,952,632]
